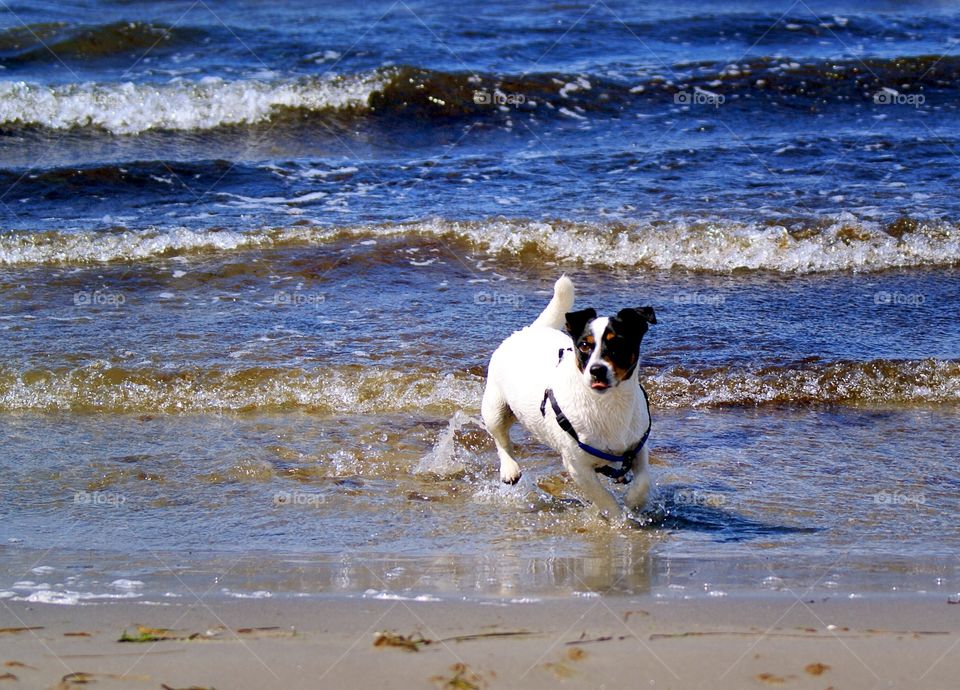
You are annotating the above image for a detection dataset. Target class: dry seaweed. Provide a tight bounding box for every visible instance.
[0,627,42,635]
[57,672,149,689]
[118,625,189,643]
[373,630,431,652]
[756,672,792,685]
[374,629,535,651]
[439,631,536,643]
[431,663,483,689]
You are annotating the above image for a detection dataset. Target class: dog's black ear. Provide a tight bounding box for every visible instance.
[615,307,657,344]
[565,308,597,337]
[618,306,657,326]
[637,306,657,325]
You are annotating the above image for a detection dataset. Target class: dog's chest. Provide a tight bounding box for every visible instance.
[558,390,643,451]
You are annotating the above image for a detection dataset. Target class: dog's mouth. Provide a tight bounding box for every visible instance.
[590,380,611,391]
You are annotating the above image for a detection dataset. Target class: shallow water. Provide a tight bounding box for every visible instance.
[1,0,959,603]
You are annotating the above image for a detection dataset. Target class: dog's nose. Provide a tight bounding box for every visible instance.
[589,364,607,380]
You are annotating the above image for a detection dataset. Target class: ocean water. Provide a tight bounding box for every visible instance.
[1,0,959,604]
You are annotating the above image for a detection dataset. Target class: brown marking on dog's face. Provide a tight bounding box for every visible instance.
[565,308,597,373]
[596,307,658,385]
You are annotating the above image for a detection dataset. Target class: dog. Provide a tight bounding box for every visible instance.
[481,276,656,523]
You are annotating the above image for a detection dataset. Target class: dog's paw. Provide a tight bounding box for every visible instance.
[499,462,522,485]
[500,469,522,485]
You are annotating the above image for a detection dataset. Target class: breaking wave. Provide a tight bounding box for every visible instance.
[1,51,957,135]
[2,216,959,273]
[0,73,384,135]
[0,358,956,414]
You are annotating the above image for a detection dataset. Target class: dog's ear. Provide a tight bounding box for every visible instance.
[617,306,657,326]
[565,308,597,338]
[615,307,657,344]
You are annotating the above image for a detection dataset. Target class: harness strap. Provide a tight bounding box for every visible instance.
[539,386,651,481]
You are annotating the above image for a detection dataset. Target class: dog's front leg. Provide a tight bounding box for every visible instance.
[567,456,623,521]
[624,445,650,512]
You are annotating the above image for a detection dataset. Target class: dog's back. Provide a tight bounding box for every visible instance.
[485,277,576,430]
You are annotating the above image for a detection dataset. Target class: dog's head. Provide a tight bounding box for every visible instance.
[565,306,657,393]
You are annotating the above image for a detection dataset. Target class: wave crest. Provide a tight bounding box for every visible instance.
[0,73,383,134]
[0,359,955,414]
[3,217,957,273]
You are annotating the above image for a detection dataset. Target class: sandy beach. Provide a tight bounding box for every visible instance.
[3,595,959,689]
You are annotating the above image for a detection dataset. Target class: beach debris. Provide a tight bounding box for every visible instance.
[64,631,92,637]
[58,672,91,689]
[805,662,830,675]
[161,685,217,690]
[235,626,296,638]
[119,625,187,643]
[0,673,17,682]
[430,662,483,689]
[650,630,860,641]
[57,672,149,689]
[3,662,35,669]
[374,629,536,651]
[374,630,430,652]
[564,633,627,645]
[755,672,794,685]
[440,631,537,643]
[0,627,42,635]
[544,661,576,679]
[565,647,587,661]
[118,624,294,643]
[623,610,650,622]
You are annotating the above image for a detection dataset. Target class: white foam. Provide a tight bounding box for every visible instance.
[110,578,145,589]
[0,73,385,134]
[362,589,442,602]
[0,226,338,266]
[15,589,142,605]
[400,216,960,273]
[220,588,272,599]
[4,217,959,273]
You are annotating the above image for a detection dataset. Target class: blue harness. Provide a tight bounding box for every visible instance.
[539,349,652,481]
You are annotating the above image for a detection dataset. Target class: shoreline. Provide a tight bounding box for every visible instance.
[3,595,959,689]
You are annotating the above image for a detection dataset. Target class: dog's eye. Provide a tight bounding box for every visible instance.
[577,342,592,353]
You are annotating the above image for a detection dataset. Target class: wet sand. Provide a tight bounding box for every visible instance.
[2,595,958,689]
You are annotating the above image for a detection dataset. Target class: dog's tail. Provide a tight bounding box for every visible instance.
[530,275,575,330]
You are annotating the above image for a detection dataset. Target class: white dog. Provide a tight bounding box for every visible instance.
[481,276,657,522]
